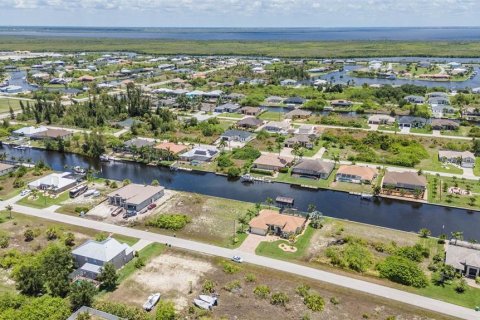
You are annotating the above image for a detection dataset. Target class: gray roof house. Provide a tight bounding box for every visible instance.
[284,134,314,149]
[428,96,450,106]
[438,150,475,168]
[180,145,219,163]
[123,138,155,150]
[292,159,335,179]
[107,183,165,214]
[398,116,429,128]
[382,171,427,191]
[220,129,253,142]
[71,238,134,280]
[430,104,455,118]
[445,240,480,278]
[404,95,425,104]
[285,109,312,119]
[237,117,264,129]
[214,103,241,113]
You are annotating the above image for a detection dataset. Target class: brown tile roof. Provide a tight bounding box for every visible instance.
[253,154,293,168]
[337,165,378,181]
[249,209,306,233]
[154,142,188,155]
[31,128,72,139]
[383,171,427,188]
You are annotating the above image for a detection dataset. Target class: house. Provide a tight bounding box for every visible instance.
[107,183,164,214]
[382,171,427,191]
[291,159,334,179]
[115,118,142,128]
[253,153,293,171]
[297,124,319,136]
[264,121,290,134]
[249,209,307,238]
[220,129,253,142]
[284,134,314,149]
[462,107,480,120]
[428,96,450,106]
[280,79,297,86]
[404,95,425,104]
[438,150,475,168]
[240,106,261,116]
[266,96,284,104]
[430,104,455,118]
[445,240,480,278]
[237,117,264,129]
[0,163,15,176]
[398,116,428,129]
[28,172,78,193]
[154,142,188,155]
[71,238,134,280]
[336,165,378,184]
[225,93,245,101]
[331,99,353,108]
[283,96,306,105]
[214,103,241,113]
[30,128,73,140]
[285,109,312,119]
[180,145,219,162]
[123,138,156,151]
[78,75,94,82]
[12,126,48,137]
[67,306,121,320]
[431,119,459,131]
[368,115,395,125]
[427,92,449,98]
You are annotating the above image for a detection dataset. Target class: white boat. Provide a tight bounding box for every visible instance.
[240,174,254,183]
[99,154,111,162]
[143,293,161,311]
[194,298,212,310]
[13,145,26,150]
[199,295,217,306]
[360,193,374,200]
[83,189,97,197]
[73,166,86,174]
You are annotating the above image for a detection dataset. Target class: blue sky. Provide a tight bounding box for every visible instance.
[0,0,479,27]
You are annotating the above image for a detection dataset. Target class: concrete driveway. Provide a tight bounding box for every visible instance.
[238,233,266,254]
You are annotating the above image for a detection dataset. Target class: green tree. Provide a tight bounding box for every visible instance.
[24,229,35,242]
[40,244,74,297]
[98,262,118,291]
[418,228,431,238]
[151,179,160,186]
[376,256,428,288]
[13,262,45,296]
[155,300,176,320]
[64,232,75,247]
[69,280,97,311]
[5,205,13,219]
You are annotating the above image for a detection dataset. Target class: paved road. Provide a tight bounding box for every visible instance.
[4,202,478,320]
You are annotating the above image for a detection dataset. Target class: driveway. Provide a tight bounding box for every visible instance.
[238,233,266,254]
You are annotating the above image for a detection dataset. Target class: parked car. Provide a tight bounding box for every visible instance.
[148,203,157,210]
[20,190,31,196]
[231,255,244,263]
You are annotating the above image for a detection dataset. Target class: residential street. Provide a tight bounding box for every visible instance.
[3,201,479,320]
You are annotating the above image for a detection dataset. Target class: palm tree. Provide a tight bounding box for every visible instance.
[451,231,464,244]
[265,197,274,208]
[219,139,227,151]
[5,205,12,219]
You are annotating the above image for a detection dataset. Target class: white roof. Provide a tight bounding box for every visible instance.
[79,262,102,274]
[72,238,133,263]
[13,126,48,136]
[28,172,76,190]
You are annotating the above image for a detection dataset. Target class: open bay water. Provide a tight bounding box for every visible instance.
[2,26,480,41]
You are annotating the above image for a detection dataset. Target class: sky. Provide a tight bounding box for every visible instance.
[0,0,479,27]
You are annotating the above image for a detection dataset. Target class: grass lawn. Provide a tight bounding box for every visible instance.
[377,125,398,132]
[440,126,471,137]
[117,243,165,283]
[0,98,23,113]
[410,127,433,134]
[426,175,480,209]
[16,191,70,209]
[413,283,480,309]
[300,142,323,157]
[275,168,335,189]
[474,158,480,176]
[220,113,243,119]
[258,111,284,121]
[417,149,463,175]
[255,225,316,260]
[0,169,52,201]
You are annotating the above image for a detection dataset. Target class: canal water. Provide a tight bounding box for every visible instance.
[2,145,479,241]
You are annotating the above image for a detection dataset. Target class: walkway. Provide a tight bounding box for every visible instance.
[3,202,479,320]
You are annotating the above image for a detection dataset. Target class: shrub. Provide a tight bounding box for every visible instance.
[146,214,191,230]
[222,261,240,274]
[325,243,373,273]
[217,154,234,168]
[278,167,289,173]
[454,279,468,293]
[475,277,480,285]
[134,257,146,269]
[296,283,310,297]
[244,273,256,283]
[64,232,75,247]
[46,227,59,240]
[24,229,35,242]
[395,244,429,262]
[110,181,118,189]
[304,293,325,312]
[253,285,271,299]
[75,206,90,214]
[94,301,149,320]
[13,179,25,188]
[418,228,431,238]
[202,279,216,294]
[376,256,428,288]
[227,166,241,178]
[223,280,242,292]
[330,296,340,305]
[270,292,289,307]
[231,145,261,160]
[0,232,9,249]
[155,300,176,320]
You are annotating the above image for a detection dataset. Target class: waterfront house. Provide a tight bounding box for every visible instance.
[367,114,395,125]
[214,103,241,113]
[404,95,425,104]
[430,119,459,131]
[335,165,378,184]
[225,93,246,101]
[280,79,297,86]
[249,209,307,238]
[428,96,450,106]
[12,126,48,137]
[430,104,455,118]
[179,145,219,163]
[263,121,290,134]
[382,171,427,192]
[108,183,164,214]
[291,159,334,180]
[240,106,261,116]
[78,75,94,82]
[220,129,253,143]
[461,107,480,121]
[123,138,156,152]
[285,109,312,119]
[330,99,353,108]
[438,150,475,168]
[237,117,264,129]
[445,240,480,279]
[28,172,78,194]
[397,116,428,129]
[266,96,284,104]
[0,163,15,176]
[427,92,449,98]
[284,96,306,105]
[253,153,293,171]
[153,142,188,155]
[30,128,73,141]
[71,238,134,280]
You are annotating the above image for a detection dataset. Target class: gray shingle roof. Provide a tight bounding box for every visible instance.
[72,238,132,263]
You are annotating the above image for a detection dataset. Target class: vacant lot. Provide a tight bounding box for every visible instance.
[106,248,452,320]
[0,169,51,200]
[0,98,23,114]
[145,192,255,247]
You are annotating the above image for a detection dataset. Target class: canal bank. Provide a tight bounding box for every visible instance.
[2,144,479,241]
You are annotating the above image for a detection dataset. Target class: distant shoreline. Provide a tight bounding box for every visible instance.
[2,36,480,58]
